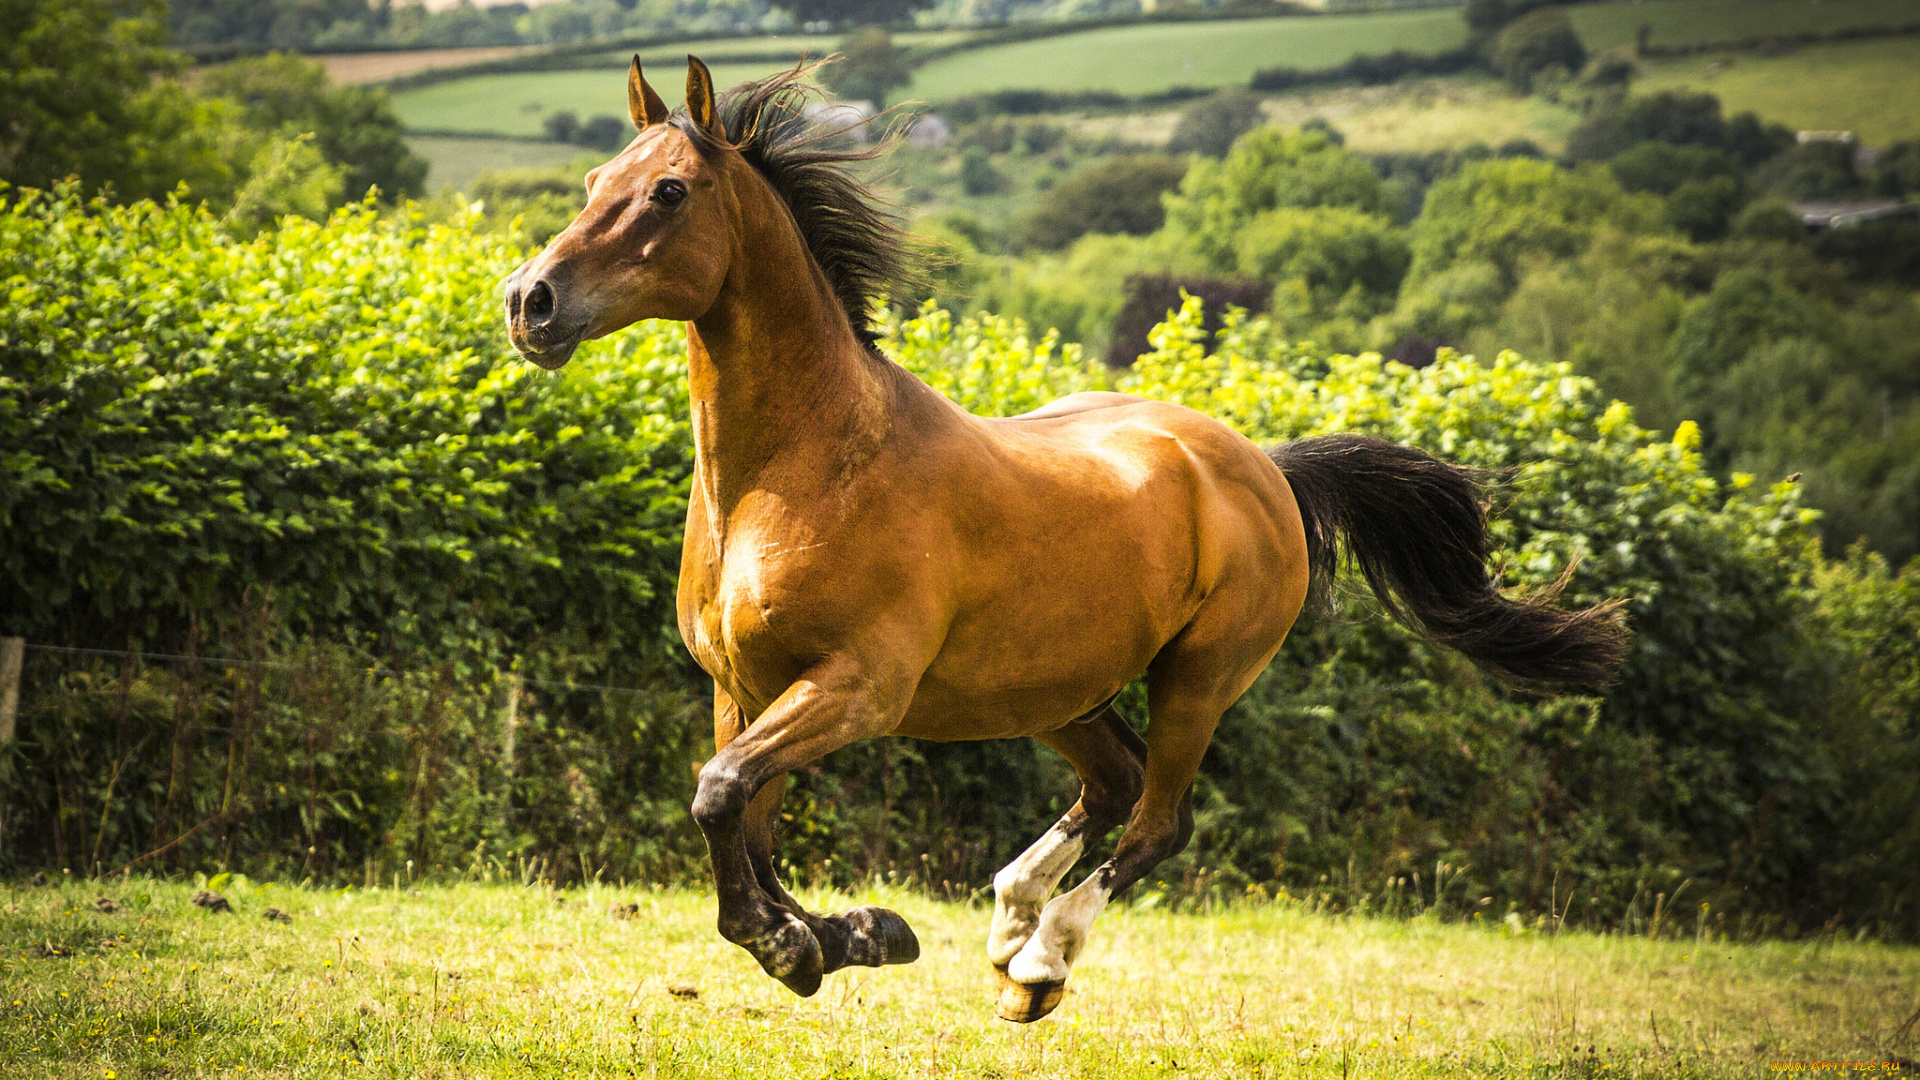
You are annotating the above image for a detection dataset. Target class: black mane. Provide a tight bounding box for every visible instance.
[673,64,917,341]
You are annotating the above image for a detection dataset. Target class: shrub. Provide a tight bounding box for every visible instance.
[1015,155,1187,251]
[1487,8,1587,92]
[4,187,1916,937]
[1166,90,1266,159]
[1165,127,1399,273]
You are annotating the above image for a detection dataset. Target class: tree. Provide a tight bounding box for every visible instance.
[197,53,427,202]
[0,0,233,201]
[1234,206,1411,334]
[1016,155,1187,251]
[1166,90,1266,159]
[822,29,910,108]
[1566,90,1793,166]
[1164,127,1399,273]
[1404,157,1666,293]
[1487,7,1587,92]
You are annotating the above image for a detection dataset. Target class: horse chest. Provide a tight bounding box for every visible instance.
[678,515,845,709]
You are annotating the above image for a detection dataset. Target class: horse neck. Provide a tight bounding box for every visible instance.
[686,168,895,515]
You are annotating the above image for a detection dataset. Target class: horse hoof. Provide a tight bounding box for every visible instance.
[842,906,921,967]
[754,914,824,997]
[995,970,1066,1024]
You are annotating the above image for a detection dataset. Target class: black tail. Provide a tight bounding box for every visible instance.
[1269,434,1629,693]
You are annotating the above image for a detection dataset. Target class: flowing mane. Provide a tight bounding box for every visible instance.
[672,64,916,341]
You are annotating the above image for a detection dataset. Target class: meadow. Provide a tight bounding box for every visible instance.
[407,134,592,194]
[904,9,1467,100]
[1569,0,1920,51]
[1637,35,1920,145]
[391,61,801,137]
[4,877,1914,1079]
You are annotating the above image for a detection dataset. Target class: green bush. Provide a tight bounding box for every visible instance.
[3,188,1916,937]
[1486,7,1587,92]
[1014,155,1187,251]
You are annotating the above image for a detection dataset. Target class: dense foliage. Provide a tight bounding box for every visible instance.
[938,90,1920,564]
[1,0,426,225]
[3,188,1915,939]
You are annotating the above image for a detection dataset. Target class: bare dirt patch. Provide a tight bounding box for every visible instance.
[319,47,541,86]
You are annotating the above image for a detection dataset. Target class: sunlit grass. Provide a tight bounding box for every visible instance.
[1637,36,1920,146]
[3,877,1913,1078]
[1571,0,1920,52]
[905,10,1467,101]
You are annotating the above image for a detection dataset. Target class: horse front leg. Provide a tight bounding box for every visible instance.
[691,661,916,996]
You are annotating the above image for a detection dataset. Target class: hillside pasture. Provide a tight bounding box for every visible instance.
[4,878,1914,1079]
[1636,35,1920,145]
[406,134,593,193]
[391,61,799,137]
[317,46,541,85]
[1570,0,1920,52]
[905,9,1467,101]
[1260,76,1582,155]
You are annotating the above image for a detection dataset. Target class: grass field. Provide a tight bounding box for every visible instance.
[1261,76,1582,155]
[1637,35,1920,145]
[906,10,1467,100]
[1571,0,1920,52]
[5,877,1915,1078]
[406,135,596,194]
[391,61,799,137]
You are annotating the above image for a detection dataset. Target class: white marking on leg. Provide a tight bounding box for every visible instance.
[1005,869,1112,987]
[987,820,1084,969]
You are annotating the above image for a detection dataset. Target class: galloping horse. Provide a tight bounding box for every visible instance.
[504,58,1629,1022]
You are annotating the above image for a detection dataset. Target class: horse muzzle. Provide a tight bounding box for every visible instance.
[504,266,584,370]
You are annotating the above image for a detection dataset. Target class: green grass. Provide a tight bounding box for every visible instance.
[1637,36,1920,145]
[1571,0,1920,52]
[391,61,801,138]
[906,10,1467,101]
[569,28,976,68]
[5,877,1915,1078]
[1261,75,1582,154]
[406,135,597,194]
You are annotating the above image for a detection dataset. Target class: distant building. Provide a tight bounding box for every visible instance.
[803,101,876,145]
[908,114,953,148]
[1790,199,1920,230]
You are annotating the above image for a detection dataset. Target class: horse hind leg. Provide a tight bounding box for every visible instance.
[998,671,1232,1023]
[988,708,1144,972]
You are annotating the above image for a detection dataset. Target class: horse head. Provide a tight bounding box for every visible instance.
[504,57,736,370]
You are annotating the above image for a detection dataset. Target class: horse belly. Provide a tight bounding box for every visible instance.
[893,539,1181,741]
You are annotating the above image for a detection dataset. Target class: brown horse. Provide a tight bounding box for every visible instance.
[504,58,1629,1022]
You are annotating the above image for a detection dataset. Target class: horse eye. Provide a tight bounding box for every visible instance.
[654,180,687,207]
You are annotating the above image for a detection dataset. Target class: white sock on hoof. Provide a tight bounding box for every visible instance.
[987,827,1084,969]
[1006,877,1110,986]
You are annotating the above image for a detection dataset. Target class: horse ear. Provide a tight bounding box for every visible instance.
[629,55,668,130]
[685,55,723,139]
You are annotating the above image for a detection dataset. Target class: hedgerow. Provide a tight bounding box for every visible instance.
[1,188,1912,937]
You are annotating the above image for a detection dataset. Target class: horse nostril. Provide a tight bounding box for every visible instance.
[524,279,556,326]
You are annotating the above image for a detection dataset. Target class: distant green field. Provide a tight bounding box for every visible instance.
[906,9,1467,100]
[1637,35,1920,145]
[571,27,975,67]
[406,135,594,193]
[1571,0,1920,51]
[392,61,798,137]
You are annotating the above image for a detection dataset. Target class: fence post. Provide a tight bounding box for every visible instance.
[0,637,22,746]
[501,672,522,775]
[0,636,21,866]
